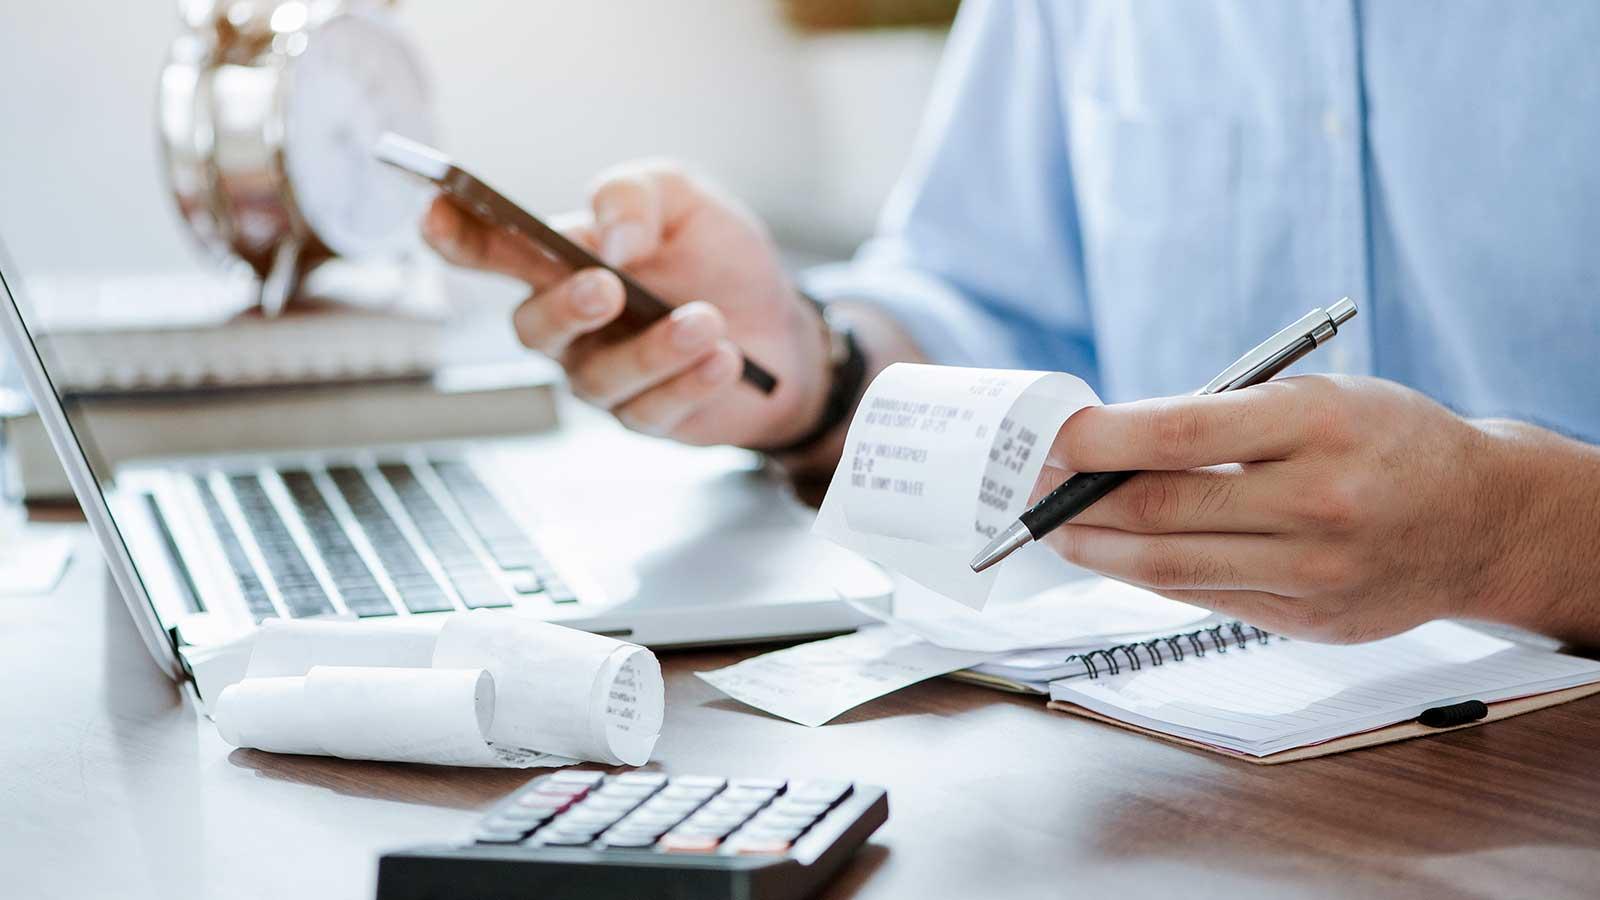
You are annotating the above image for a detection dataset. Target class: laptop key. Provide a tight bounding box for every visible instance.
[278,471,394,617]
[194,476,279,622]
[328,466,455,614]
[227,475,334,618]
[379,464,512,609]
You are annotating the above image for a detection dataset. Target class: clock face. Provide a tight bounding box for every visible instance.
[281,12,435,259]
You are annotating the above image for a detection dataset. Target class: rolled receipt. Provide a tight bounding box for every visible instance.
[814,363,1101,609]
[433,611,664,766]
[215,666,511,767]
[211,611,663,768]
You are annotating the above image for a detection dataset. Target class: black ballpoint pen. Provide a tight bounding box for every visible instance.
[969,297,1358,573]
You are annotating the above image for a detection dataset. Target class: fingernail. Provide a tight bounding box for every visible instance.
[571,271,614,317]
[698,347,740,385]
[600,223,646,267]
[670,305,717,351]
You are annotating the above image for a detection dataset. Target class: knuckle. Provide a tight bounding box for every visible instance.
[1303,474,1366,530]
[1044,526,1086,564]
[1135,539,1191,588]
[1147,401,1208,466]
[1124,473,1178,531]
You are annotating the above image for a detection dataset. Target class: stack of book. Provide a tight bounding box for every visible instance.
[2,266,559,503]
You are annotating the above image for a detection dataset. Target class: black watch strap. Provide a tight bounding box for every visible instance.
[763,305,868,456]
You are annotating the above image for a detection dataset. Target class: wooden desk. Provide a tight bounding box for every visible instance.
[6,530,1600,900]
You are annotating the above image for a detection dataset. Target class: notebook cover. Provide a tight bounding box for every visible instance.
[1046,681,1600,764]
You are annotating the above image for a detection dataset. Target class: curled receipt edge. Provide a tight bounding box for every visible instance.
[212,611,663,768]
[814,363,1102,609]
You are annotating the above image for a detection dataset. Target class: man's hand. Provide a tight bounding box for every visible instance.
[421,161,829,448]
[1036,374,1586,643]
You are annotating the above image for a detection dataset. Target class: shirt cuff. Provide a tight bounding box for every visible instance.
[800,261,1020,369]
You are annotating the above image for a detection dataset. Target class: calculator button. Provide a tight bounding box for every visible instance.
[769,798,831,818]
[495,805,557,826]
[481,813,534,832]
[578,794,642,814]
[515,792,574,811]
[622,809,686,828]
[787,780,852,805]
[658,833,721,854]
[550,770,606,786]
[740,822,808,842]
[669,775,728,791]
[614,772,669,789]
[537,829,600,848]
[598,831,659,849]
[474,826,528,845]
[669,822,731,839]
[720,786,778,805]
[686,811,749,832]
[561,808,623,828]
[533,783,591,801]
[659,784,719,802]
[702,797,765,817]
[638,800,702,821]
[752,811,817,832]
[594,782,659,801]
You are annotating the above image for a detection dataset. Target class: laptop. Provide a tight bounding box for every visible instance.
[0,239,892,696]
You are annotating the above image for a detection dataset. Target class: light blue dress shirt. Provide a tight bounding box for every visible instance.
[806,0,1600,443]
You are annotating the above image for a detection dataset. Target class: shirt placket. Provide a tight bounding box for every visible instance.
[1320,0,1375,378]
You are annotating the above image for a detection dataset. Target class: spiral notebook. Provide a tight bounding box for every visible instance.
[1040,620,1600,763]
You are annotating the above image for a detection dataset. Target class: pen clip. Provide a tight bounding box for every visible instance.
[1197,299,1356,395]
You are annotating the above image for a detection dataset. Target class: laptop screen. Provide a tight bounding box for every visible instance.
[0,239,184,675]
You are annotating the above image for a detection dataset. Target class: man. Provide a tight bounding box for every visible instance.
[421,1,1600,645]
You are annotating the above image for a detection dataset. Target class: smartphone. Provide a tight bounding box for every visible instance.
[375,132,778,395]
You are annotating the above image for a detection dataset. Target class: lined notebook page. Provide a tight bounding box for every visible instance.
[1050,622,1600,756]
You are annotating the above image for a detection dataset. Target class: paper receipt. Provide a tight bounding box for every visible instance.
[212,611,663,768]
[695,625,994,727]
[814,363,1102,608]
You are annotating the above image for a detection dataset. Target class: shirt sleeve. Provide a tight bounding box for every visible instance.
[801,0,1099,389]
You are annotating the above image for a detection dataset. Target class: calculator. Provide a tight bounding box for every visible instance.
[375,770,889,900]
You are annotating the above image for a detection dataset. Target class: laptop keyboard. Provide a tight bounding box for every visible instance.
[194,476,280,622]
[228,474,337,619]
[377,464,510,610]
[182,458,550,622]
[326,466,455,615]
[279,471,396,618]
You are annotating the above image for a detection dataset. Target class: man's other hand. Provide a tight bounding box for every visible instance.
[421,161,829,449]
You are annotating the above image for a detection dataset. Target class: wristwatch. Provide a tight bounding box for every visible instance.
[763,298,868,456]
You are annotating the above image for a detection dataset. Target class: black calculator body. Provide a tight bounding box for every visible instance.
[376,770,888,900]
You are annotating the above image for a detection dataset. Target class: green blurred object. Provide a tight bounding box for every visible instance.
[781,0,960,30]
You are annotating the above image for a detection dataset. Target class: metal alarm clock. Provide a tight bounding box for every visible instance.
[159,0,436,315]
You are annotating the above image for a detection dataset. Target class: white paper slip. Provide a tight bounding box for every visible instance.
[851,577,1211,653]
[211,610,662,767]
[1049,621,1600,757]
[695,625,995,727]
[813,363,1101,609]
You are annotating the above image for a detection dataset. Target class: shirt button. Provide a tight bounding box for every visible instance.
[1322,108,1344,139]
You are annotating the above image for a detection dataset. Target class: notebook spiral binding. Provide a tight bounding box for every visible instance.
[1065,621,1280,680]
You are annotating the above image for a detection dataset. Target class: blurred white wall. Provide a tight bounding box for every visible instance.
[0,1,944,277]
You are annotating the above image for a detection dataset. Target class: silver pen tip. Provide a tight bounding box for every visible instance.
[1327,297,1357,327]
[970,520,1034,573]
